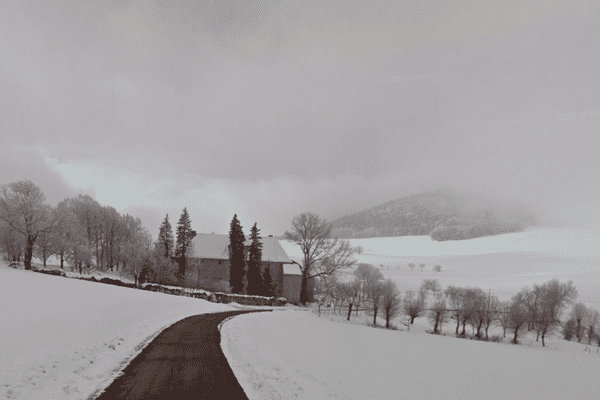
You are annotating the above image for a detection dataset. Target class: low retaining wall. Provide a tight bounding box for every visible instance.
[25,266,288,306]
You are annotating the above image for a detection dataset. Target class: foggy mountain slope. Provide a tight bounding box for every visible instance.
[330,188,535,240]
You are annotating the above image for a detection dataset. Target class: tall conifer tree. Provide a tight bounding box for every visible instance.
[175,208,196,278]
[246,222,264,295]
[228,214,246,294]
[157,214,174,259]
[262,264,277,297]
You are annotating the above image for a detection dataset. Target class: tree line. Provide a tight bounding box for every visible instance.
[317,266,600,347]
[0,180,198,289]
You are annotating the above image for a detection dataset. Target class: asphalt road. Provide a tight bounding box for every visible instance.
[94,309,269,400]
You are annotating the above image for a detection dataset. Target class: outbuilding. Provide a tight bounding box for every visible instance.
[191,233,312,303]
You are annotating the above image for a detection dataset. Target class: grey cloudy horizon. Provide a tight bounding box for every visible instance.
[2,0,600,238]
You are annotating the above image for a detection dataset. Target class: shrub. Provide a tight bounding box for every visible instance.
[489,334,503,343]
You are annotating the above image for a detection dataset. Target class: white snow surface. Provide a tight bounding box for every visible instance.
[0,265,233,400]
[221,310,600,400]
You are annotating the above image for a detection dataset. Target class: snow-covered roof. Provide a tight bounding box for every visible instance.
[192,234,293,263]
[282,263,302,275]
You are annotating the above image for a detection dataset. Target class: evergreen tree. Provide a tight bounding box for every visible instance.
[175,208,196,278]
[246,222,264,295]
[156,214,174,259]
[228,214,246,294]
[262,264,277,297]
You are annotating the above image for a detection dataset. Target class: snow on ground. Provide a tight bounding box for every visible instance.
[0,264,233,400]
[280,227,600,305]
[221,310,600,400]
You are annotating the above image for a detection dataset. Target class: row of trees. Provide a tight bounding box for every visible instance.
[0,180,203,289]
[318,263,402,328]
[0,181,153,277]
[318,267,599,347]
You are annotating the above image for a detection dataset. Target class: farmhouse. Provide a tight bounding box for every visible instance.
[191,233,313,303]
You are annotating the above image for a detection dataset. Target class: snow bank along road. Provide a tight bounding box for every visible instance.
[221,310,600,400]
[0,265,234,400]
[95,310,270,400]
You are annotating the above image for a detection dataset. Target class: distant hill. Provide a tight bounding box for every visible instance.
[329,188,536,241]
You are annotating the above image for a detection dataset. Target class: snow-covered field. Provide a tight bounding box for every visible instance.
[280,227,600,305]
[221,310,600,400]
[0,264,233,400]
[2,227,599,400]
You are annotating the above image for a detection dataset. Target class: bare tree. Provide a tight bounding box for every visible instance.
[498,301,511,338]
[0,220,25,262]
[445,286,464,334]
[571,302,588,343]
[331,278,348,315]
[0,180,53,270]
[342,279,362,321]
[408,263,415,271]
[428,289,448,334]
[403,289,422,329]
[458,288,480,336]
[418,263,425,272]
[483,294,502,340]
[433,265,442,272]
[284,212,361,304]
[585,308,599,345]
[354,263,383,326]
[535,280,578,346]
[508,291,529,344]
[467,288,487,339]
[381,279,401,328]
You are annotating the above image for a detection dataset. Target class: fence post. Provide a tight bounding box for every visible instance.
[318,301,321,317]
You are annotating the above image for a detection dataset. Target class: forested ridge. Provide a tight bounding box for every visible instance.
[330,188,535,240]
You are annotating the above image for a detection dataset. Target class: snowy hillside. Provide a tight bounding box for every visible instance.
[0,265,233,400]
[221,310,600,400]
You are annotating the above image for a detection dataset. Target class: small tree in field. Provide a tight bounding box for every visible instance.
[408,263,415,271]
[428,289,448,334]
[445,286,464,334]
[342,279,362,321]
[483,294,502,340]
[534,280,578,346]
[403,289,422,329]
[585,308,599,345]
[354,263,384,324]
[381,279,401,328]
[367,280,384,326]
[563,318,576,340]
[571,302,588,343]
[418,263,425,272]
[508,291,529,344]
[499,301,511,338]
[433,265,442,272]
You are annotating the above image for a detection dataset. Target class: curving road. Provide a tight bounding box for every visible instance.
[94,309,269,400]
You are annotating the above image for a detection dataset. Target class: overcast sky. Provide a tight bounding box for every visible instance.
[1,0,600,238]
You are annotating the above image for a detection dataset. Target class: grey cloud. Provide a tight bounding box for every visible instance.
[1,0,599,233]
